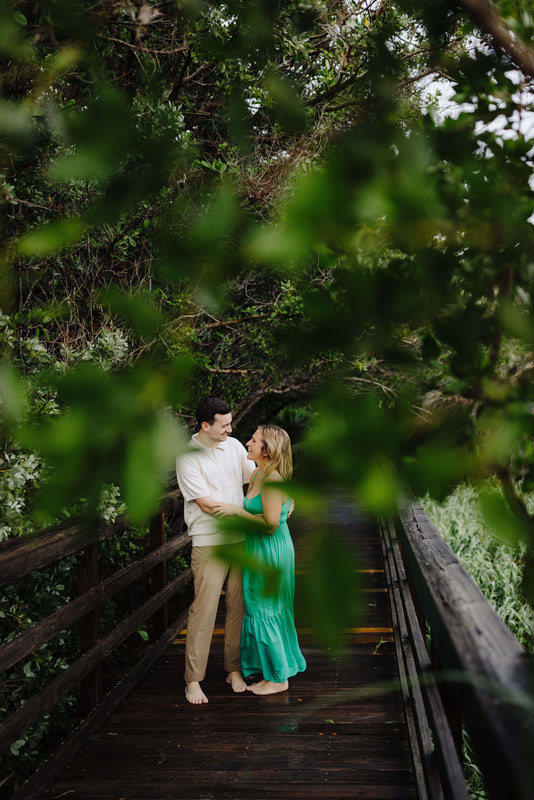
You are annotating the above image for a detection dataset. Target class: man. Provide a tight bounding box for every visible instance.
[176,397,255,704]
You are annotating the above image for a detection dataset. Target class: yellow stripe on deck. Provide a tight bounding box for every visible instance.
[295,569,385,575]
[174,625,393,644]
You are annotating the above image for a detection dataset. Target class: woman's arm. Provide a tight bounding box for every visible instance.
[261,479,284,535]
[215,473,285,533]
[195,496,226,515]
[214,502,266,524]
[214,498,277,534]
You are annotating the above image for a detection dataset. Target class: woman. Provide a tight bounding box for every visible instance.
[216,425,306,695]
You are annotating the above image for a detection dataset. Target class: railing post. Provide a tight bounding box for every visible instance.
[77,541,103,715]
[398,533,428,640]
[149,511,168,641]
[431,639,464,761]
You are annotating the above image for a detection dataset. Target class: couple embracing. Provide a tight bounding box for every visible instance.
[176,397,306,705]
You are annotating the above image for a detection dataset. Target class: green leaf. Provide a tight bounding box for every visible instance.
[0,3,33,59]
[123,413,184,523]
[296,529,362,651]
[0,365,25,423]
[357,461,401,515]
[500,300,534,343]
[0,100,33,138]
[49,150,113,181]
[263,71,307,134]
[18,219,84,256]
[49,87,136,182]
[479,489,528,547]
[10,739,26,756]
[23,661,35,678]
[100,287,164,338]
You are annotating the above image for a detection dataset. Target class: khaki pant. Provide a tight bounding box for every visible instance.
[184,541,244,683]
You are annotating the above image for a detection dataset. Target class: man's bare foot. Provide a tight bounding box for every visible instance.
[247,679,266,692]
[226,671,247,693]
[251,680,289,695]
[185,681,208,704]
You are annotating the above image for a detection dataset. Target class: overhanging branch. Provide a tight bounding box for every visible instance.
[454,0,534,80]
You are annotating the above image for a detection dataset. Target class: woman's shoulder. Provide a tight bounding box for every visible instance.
[261,473,287,499]
[264,471,283,484]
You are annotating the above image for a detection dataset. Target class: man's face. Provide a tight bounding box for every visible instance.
[202,412,232,443]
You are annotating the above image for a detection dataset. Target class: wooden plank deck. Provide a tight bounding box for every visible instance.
[44,502,416,800]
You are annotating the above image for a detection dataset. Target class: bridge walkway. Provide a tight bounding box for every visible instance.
[44,502,416,799]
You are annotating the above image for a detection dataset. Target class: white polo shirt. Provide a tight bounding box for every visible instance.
[176,433,255,546]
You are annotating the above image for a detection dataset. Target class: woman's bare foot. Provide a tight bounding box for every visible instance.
[185,681,208,704]
[247,679,266,692]
[251,680,289,695]
[226,671,247,693]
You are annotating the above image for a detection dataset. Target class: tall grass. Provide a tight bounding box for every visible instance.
[421,482,534,651]
[421,483,534,799]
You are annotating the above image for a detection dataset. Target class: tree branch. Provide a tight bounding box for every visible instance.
[97,34,188,57]
[206,367,262,374]
[454,0,534,80]
[304,71,369,108]
[204,314,271,330]
[496,466,534,531]
[181,61,213,86]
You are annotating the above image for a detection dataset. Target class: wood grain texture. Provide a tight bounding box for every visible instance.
[40,505,416,800]
[396,499,534,800]
[0,491,183,587]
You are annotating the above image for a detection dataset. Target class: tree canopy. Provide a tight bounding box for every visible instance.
[1,0,534,602]
[2,3,534,790]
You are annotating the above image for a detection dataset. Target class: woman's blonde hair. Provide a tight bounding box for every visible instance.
[258,425,293,481]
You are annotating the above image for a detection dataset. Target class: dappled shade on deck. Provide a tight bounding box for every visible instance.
[43,506,416,800]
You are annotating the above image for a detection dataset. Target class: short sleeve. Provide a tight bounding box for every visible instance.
[176,455,210,501]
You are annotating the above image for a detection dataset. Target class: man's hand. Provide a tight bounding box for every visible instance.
[194,496,223,515]
[212,502,242,518]
[194,496,244,518]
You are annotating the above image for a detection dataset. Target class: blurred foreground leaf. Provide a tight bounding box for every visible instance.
[18,219,84,256]
[19,362,190,523]
[479,489,529,548]
[0,364,26,425]
[296,529,362,652]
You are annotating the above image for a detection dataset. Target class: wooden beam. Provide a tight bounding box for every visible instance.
[0,491,183,588]
[77,542,103,715]
[396,499,534,800]
[0,533,190,675]
[149,512,168,640]
[380,516,469,800]
[11,608,190,800]
[0,568,192,754]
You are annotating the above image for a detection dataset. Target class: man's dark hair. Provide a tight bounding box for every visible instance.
[195,397,231,428]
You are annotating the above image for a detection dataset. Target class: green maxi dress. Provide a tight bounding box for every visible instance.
[240,493,306,683]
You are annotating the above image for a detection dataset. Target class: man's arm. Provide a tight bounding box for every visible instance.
[176,454,215,513]
[194,496,223,516]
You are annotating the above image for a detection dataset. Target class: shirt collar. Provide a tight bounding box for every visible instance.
[191,432,228,452]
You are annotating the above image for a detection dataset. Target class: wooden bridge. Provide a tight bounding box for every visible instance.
[1,491,532,800]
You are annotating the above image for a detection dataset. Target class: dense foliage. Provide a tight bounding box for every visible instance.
[423,482,534,650]
[2,0,534,793]
[1,0,532,535]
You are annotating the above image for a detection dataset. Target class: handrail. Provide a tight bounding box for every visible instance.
[0,489,192,800]
[0,532,190,676]
[391,498,534,800]
[3,491,533,800]
[0,490,183,587]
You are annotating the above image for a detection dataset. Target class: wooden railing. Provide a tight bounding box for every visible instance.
[380,499,534,800]
[0,489,192,800]
[2,491,533,800]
